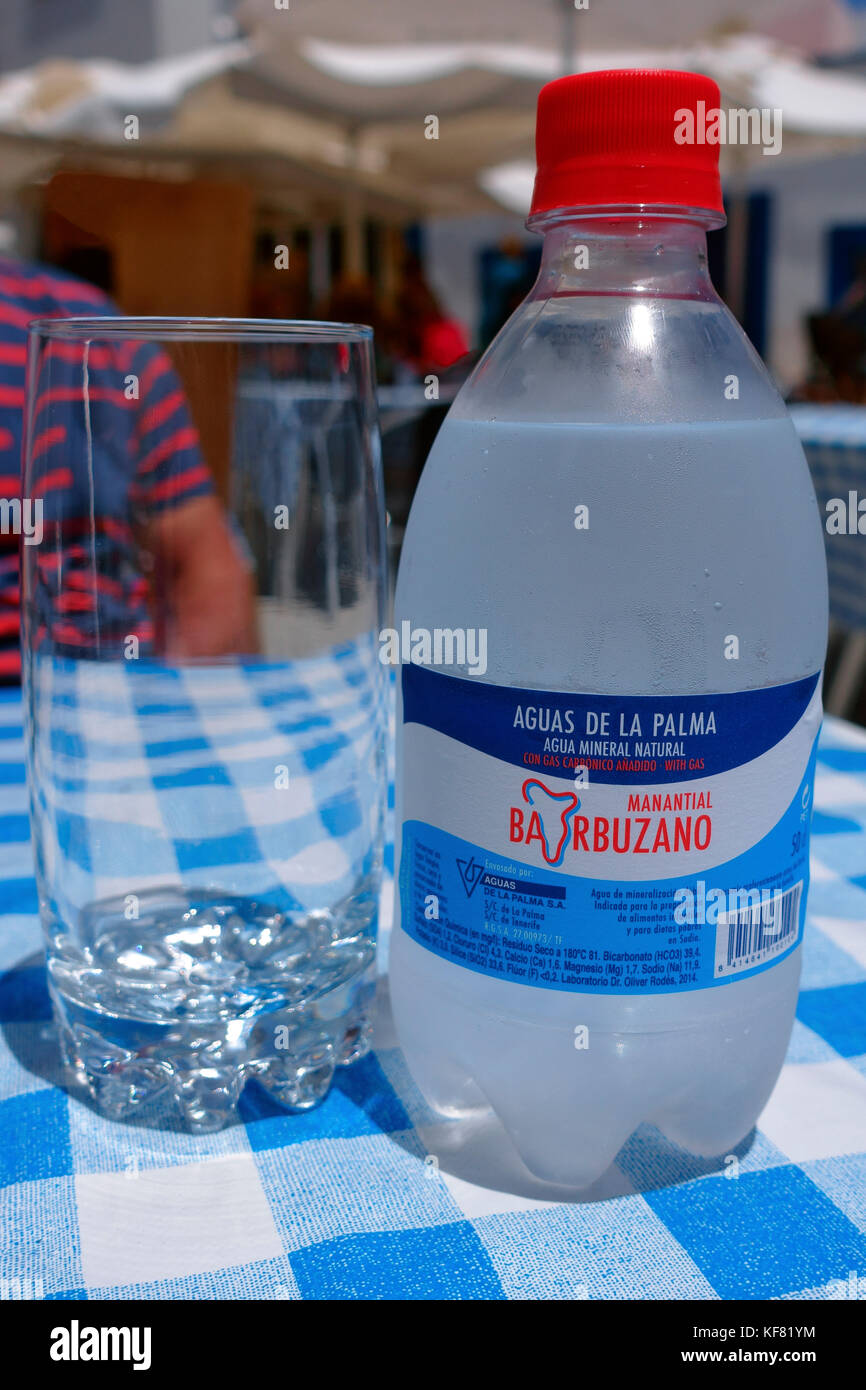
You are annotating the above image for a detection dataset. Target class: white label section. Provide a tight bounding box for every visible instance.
[401,686,822,882]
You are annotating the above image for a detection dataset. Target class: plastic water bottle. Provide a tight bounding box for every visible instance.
[391,70,828,1188]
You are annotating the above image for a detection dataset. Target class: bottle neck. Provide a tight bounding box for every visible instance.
[527,210,718,302]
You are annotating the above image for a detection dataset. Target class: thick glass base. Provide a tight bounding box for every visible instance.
[46,886,377,1132]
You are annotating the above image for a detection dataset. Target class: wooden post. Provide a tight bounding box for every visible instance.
[43,169,254,499]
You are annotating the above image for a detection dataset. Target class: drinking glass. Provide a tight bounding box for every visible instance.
[21,318,387,1131]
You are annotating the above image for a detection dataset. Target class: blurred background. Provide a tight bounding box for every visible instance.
[1,0,866,719]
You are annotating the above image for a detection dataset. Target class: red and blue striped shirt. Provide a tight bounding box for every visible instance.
[0,258,212,680]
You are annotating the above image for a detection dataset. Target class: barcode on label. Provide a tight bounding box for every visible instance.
[714,881,803,977]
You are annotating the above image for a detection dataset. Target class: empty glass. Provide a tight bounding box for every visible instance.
[21,318,387,1131]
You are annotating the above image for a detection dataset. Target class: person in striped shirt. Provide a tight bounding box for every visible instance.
[0,257,255,680]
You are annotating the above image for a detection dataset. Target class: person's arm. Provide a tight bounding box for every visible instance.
[146,494,258,659]
[131,344,257,659]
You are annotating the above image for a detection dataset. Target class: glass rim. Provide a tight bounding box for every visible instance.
[26,316,374,344]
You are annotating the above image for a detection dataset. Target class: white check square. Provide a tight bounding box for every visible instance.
[75,1155,283,1287]
[758,1059,866,1163]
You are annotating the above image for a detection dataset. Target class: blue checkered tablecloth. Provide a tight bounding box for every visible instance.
[2,681,866,1302]
[791,405,866,632]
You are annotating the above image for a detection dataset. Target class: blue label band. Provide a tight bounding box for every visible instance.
[402,665,819,785]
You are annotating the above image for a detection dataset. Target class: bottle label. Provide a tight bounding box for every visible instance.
[398,666,822,994]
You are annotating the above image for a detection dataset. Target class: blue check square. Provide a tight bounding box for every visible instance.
[0,1089,73,1186]
[797,981,866,1057]
[290,1223,506,1300]
[645,1165,866,1299]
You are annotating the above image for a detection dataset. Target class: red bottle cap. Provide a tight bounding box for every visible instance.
[530,69,725,219]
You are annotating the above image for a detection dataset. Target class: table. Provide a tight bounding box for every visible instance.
[2,688,866,1301]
